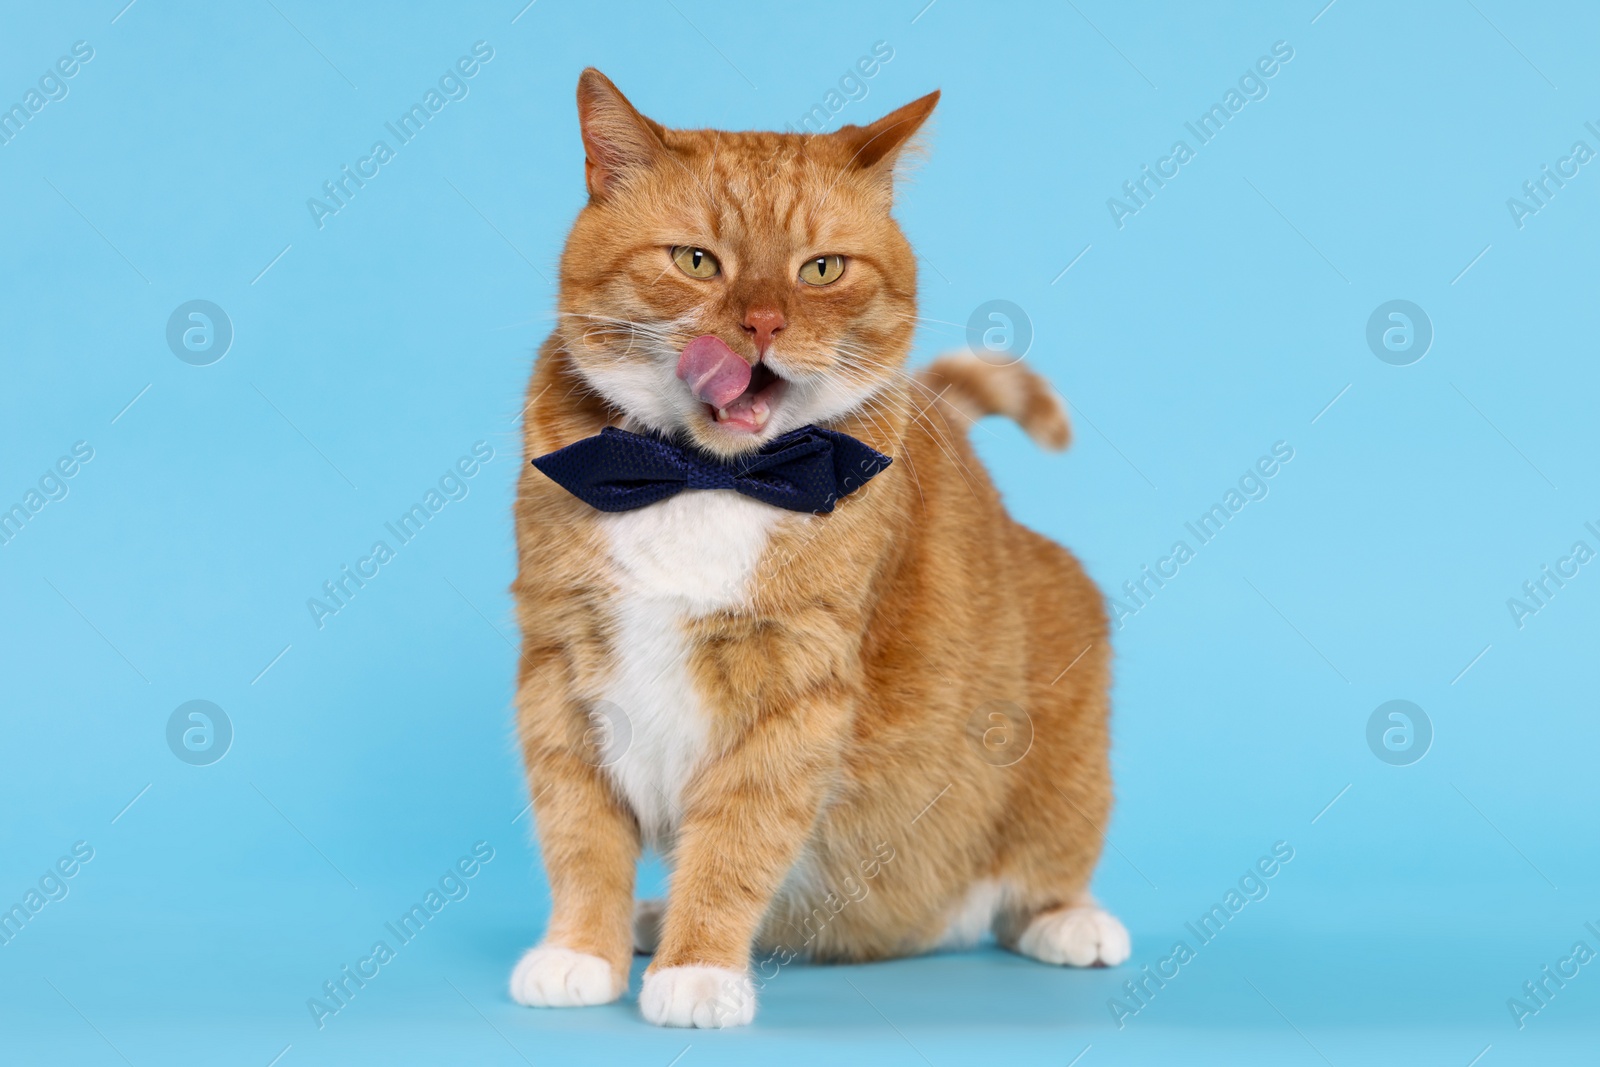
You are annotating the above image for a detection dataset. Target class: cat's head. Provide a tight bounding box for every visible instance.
[556,69,937,456]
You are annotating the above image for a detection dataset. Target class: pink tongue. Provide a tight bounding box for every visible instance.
[676,335,752,408]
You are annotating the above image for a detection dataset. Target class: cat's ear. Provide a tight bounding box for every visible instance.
[576,68,667,199]
[836,90,940,172]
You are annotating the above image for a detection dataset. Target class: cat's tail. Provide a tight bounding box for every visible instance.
[915,353,1071,451]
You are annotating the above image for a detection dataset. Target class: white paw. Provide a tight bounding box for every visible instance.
[639,965,756,1028]
[1017,905,1131,967]
[509,945,620,1007]
[633,898,665,954]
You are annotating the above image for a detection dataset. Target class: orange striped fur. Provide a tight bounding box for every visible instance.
[509,70,1125,1028]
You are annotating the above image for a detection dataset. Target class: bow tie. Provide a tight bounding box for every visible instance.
[530,425,892,514]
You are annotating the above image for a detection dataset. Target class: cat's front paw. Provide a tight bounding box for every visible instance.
[639,965,755,1028]
[1017,905,1131,967]
[509,945,622,1007]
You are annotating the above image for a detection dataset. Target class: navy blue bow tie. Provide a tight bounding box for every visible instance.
[530,425,892,514]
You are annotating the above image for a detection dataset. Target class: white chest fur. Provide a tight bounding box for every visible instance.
[594,490,781,846]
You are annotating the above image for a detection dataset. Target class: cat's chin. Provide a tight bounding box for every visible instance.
[681,409,787,457]
[682,374,791,454]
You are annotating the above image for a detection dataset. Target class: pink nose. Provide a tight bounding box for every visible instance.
[741,306,786,355]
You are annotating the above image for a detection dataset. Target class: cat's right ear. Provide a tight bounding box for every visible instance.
[576,69,666,199]
[836,90,940,172]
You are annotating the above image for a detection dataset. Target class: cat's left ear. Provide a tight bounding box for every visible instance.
[576,68,668,199]
[836,90,940,172]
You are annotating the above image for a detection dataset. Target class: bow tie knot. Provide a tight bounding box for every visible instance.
[684,462,737,492]
[531,425,891,514]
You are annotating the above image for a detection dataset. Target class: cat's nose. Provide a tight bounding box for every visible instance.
[740,306,786,355]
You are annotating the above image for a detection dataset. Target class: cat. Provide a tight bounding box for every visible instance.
[509,68,1127,1029]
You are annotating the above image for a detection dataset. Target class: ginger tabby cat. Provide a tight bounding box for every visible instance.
[510,69,1127,1028]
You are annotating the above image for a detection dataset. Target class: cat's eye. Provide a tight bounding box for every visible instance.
[799,255,847,286]
[671,246,720,280]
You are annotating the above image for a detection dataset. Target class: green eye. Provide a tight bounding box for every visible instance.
[672,246,720,279]
[799,254,846,286]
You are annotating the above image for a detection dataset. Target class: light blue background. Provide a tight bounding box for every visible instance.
[3,1,1596,1064]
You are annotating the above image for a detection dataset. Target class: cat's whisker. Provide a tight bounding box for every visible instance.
[556,311,691,368]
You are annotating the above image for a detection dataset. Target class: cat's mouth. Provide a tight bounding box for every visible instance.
[709,361,787,432]
[677,334,788,435]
